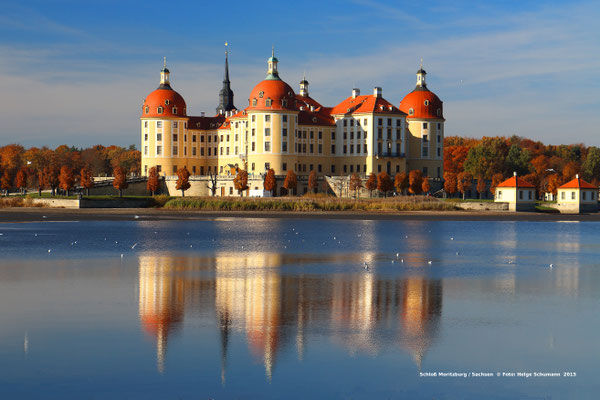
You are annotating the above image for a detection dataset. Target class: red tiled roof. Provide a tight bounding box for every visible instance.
[330,95,405,116]
[559,176,598,189]
[187,114,225,130]
[399,88,444,120]
[142,88,187,118]
[247,79,297,111]
[296,94,322,109]
[497,176,536,188]
[298,107,335,126]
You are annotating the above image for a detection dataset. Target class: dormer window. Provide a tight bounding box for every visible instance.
[409,108,414,116]
[145,106,149,114]
[259,91,264,98]
[165,99,170,105]
[157,106,163,114]
[266,98,272,107]
[172,107,178,114]
[437,108,441,116]
[252,99,257,106]
[282,99,287,107]
[424,100,430,106]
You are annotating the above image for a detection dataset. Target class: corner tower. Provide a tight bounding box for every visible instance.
[216,44,236,115]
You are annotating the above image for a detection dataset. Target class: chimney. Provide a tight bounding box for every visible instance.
[201,111,205,117]
[352,88,360,98]
[576,174,579,179]
[513,171,517,176]
[310,105,315,112]
[373,87,382,97]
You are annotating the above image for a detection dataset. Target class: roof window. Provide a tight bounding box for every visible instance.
[409,108,414,116]
[157,106,163,114]
[165,99,170,105]
[424,100,429,106]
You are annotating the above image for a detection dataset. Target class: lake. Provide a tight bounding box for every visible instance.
[0,218,599,399]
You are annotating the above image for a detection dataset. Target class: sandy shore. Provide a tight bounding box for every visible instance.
[1,207,599,222]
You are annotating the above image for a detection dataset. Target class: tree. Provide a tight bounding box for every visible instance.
[263,168,276,195]
[530,155,550,176]
[147,166,159,196]
[490,173,504,197]
[283,170,297,195]
[0,144,25,175]
[422,177,431,195]
[15,167,28,194]
[562,161,580,180]
[207,171,218,196]
[46,166,60,196]
[504,144,531,176]
[80,167,94,196]
[349,173,362,198]
[113,166,128,197]
[307,170,318,194]
[37,168,48,196]
[233,169,248,196]
[394,172,408,195]
[377,172,393,197]
[476,176,486,199]
[1,170,12,195]
[457,171,473,200]
[463,137,507,179]
[365,173,377,197]
[176,166,191,197]
[582,147,600,181]
[408,170,423,195]
[546,174,562,195]
[444,145,469,174]
[443,172,458,198]
[59,165,75,196]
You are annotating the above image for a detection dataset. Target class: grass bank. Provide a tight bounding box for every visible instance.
[0,197,46,208]
[163,195,458,212]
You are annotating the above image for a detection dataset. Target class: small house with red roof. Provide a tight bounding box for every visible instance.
[556,175,598,213]
[494,172,536,211]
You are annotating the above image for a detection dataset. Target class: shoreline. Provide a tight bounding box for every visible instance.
[1,207,599,222]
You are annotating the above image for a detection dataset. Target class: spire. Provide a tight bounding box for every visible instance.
[216,43,236,115]
[299,71,309,97]
[266,47,280,80]
[416,59,427,90]
[159,57,171,89]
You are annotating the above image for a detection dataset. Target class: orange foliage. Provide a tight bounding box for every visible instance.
[59,165,75,193]
[147,166,160,195]
[443,172,457,195]
[377,172,393,195]
[408,170,423,195]
[263,168,276,192]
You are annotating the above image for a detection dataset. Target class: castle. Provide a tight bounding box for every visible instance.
[140,48,444,195]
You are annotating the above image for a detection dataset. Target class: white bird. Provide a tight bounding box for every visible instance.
[134,215,140,219]
[42,216,47,219]
[450,237,454,241]
[115,241,118,244]
[47,249,51,253]
[190,245,193,248]
[120,254,124,258]
[131,243,138,249]
[405,235,408,239]
[34,234,38,237]
[364,262,369,270]
[428,260,432,265]
[401,259,404,263]
[241,246,244,249]
[391,260,395,264]
[333,236,336,240]
[456,252,460,255]
[549,264,553,269]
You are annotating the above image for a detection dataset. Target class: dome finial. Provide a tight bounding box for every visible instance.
[272,44,275,58]
[420,57,423,69]
[163,56,167,69]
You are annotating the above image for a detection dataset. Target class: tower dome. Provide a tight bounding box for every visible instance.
[399,64,443,120]
[247,49,297,111]
[142,58,187,118]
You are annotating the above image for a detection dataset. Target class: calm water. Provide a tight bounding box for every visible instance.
[1,218,599,399]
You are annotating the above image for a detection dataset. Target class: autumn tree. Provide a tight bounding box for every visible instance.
[59,165,75,196]
[443,172,458,198]
[408,170,423,195]
[463,137,507,179]
[562,161,580,180]
[283,170,297,195]
[263,168,276,195]
[37,168,48,196]
[377,172,393,197]
[147,166,160,196]
[46,166,60,196]
[394,172,408,195]
[176,166,191,197]
[0,144,25,176]
[422,177,431,195]
[530,155,550,176]
[233,169,249,196]
[546,174,562,196]
[15,167,28,194]
[457,171,473,200]
[365,173,377,197]
[207,171,218,196]
[444,145,469,174]
[113,166,128,197]
[476,176,486,199]
[80,167,94,196]
[349,173,362,198]
[1,170,12,195]
[307,170,318,194]
[490,173,504,197]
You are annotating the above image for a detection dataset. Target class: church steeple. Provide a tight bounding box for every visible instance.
[216,43,236,115]
[158,57,172,89]
[416,58,427,90]
[266,46,280,80]
[299,71,309,97]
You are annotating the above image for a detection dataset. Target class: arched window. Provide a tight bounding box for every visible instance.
[424,100,429,106]
[265,98,272,107]
[437,108,441,116]
[145,106,149,114]
[252,98,257,106]
[409,108,414,116]
[172,107,178,114]
[165,99,170,105]
[157,106,163,114]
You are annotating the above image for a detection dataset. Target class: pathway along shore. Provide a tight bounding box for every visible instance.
[1,207,599,223]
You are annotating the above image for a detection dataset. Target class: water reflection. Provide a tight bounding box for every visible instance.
[137,251,443,379]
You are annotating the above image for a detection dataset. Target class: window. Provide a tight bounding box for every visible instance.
[437,148,441,157]
[331,132,336,140]
[265,128,271,136]
[343,145,347,154]
[192,147,197,156]
[184,147,187,156]
[252,142,256,151]
[252,115,256,122]
[172,165,177,174]
[396,120,401,127]
[437,167,441,178]
[529,191,532,200]
[423,167,428,176]
[331,145,336,154]
[343,119,347,127]
[318,164,322,173]
[208,135,211,143]
[252,99,257,106]
[157,107,163,114]
[283,128,287,137]
[310,144,314,153]
[343,165,347,173]
[208,148,211,156]
[173,133,178,142]
[378,118,383,126]
[423,134,428,143]
[157,121,163,128]
[156,146,162,155]
[145,107,149,114]
[235,146,238,154]
[350,145,354,154]
[252,163,255,171]
[144,133,148,141]
[265,142,271,151]
[172,107,178,114]
[519,190,523,200]
[265,115,270,122]
[378,165,381,172]
[192,166,196,175]
[265,162,270,171]
[592,192,595,200]
[226,147,230,155]
[157,133,162,141]
[266,99,272,107]
[422,122,428,130]
[318,144,322,154]
[144,146,148,155]
[282,142,287,152]
[561,191,565,200]
[318,131,322,139]
[331,165,336,173]
[437,123,441,130]
[387,128,392,139]
[572,191,576,200]
[220,147,223,155]
[201,148,204,156]
[424,100,429,106]
[310,131,314,139]
[422,147,428,157]
[387,118,392,126]
[437,109,442,117]
[498,190,502,199]
[156,165,161,173]
[363,118,367,126]
[283,115,288,123]
[252,128,255,137]
[343,131,347,140]
[144,121,148,128]
[357,165,361,172]
[409,108,414,116]
[357,145,361,153]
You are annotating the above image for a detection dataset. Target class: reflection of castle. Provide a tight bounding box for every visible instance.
[137,252,443,378]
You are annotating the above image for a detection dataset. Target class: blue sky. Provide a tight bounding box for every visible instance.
[0,0,598,148]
